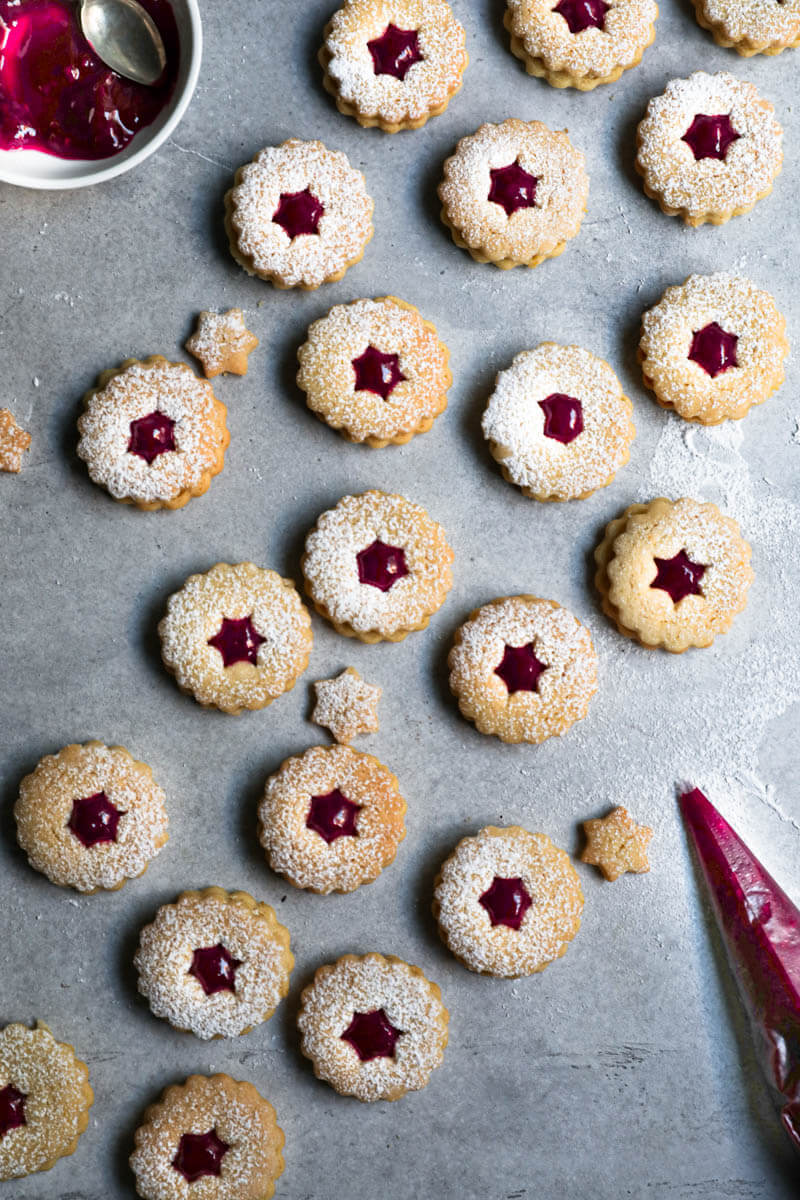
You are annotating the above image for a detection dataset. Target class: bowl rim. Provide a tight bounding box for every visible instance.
[0,0,203,191]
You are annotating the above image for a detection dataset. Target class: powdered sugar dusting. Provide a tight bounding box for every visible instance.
[311,668,382,743]
[185,309,258,378]
[506,0,657,79]
[697,0,800,52]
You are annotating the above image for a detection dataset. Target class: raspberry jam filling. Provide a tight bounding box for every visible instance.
[367,23,423,79]
[207,617,266,668]
[479,876,533,930]
[650,550,707,604]
[189,944,242,996]
[494,643,547,694]
[0,0,179,161]
[127,412,176,464]
[67,791,125,848]
[306,789,361,844]
[681,113,741,162]
[272,188,324,238]
[688,322,739,378]
[172,1129,230,1182]
[0,1086,26,1140]
[488,162,539,217]
[341,1009,404,1061]
[553,0,611,33]
[352,346,406,400]
[357,539,409,592]
[539,394,584,444]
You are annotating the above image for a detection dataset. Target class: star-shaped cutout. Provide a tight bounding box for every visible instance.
[682,113,741,162]
[0,408,31,473]
[207,616,266,667]
[312,668,382,744]
[67,791,126,848]
[128,411,176,464]
[272,188,325,239]
[186,308,259,378]
[650,550,706,605]
[553,0,610,33]
[352,346,406,401]
[188,944,242,995]
[688,322,739,379]
[306,788,362,843]
[539,393,584,445]
[488,161,538,217]
[172,1129,230,1182]
[341,1009,404,1061]
[479,876,533,929]
[356,539,409,592]
[581,806,653,881]
[494,643,547,694]
[0,1085,27,1140]
[367,23,423,79]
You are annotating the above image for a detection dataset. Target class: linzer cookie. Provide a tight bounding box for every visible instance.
[639,273,788,425]
[635,71,783,226]
[77,357,229,510]
[134,888,293,1040]
[438,119,588,268]
[433,826,583,977]
[595,498,754,651]
[158,562,313,714]
[448,595,598,743]
[321,0,468,131]
[504,0,657,90]
[225,139,374,290]
[258,744,406,894]
[693,0,800,55]
[482,342,635,501]
[0,1023,93,1181]
[130,1074,284,1200]
[297,953,449,1101]
[302,490,454,642]
[297,296,451,447]
[15,742,168,894]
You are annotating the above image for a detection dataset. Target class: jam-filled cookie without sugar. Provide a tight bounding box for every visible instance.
[320,0,468,131]
[130,1073,284,1200]
[693,0,799,55]
[297,953,449,1101]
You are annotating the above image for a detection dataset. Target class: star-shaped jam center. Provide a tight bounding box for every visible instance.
[681,113,741,162]
[0,1086,26,1140]
[367,23,423,79]
[650,549,706,604]
[553,0,610,32]
[67,791,126,848]
[479,876,533,930]
[207,616,266,668]
[352,346,406,400]
[172,1129,230,1182]
[488,161,539,217]
[494,643,547,694]
[688,321,739,378]
[306,789,361,844]
[272,188,325,239]
[127,411,176,464]
[539,393,584,444]
[189,944,242,996]
[356,539,409,592]
[341,1009,404,1061]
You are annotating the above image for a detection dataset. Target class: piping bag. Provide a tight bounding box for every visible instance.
[680,787,800,1152]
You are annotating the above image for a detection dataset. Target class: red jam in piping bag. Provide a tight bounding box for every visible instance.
[679,787,800,1153]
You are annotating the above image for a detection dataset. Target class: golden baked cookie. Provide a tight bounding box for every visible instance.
[580,806,653,881]
[505,0,657,89]
[302,490,454,642]
[693,0,799,54]
[77,356,229,511]
[0,1022,93,1181]
[158,562,313,714]
[130,1073,284,1200]
[433,826,583,977]
[225,139,374,290]
[321,0,468,131]
[482,342,635,501]
[297,296,451,447]
[594,498,754,652]
[185,309,259,378]
[297,953,449,1101]
[0,408,31,473]
[639,272,788,425]
[258,744,406,894]
[438,119,589,269]
[635,71,783,227]
[15,741,168,894]
[448,595,598,744]
[312,667,382,743]
[134,888,293,1040]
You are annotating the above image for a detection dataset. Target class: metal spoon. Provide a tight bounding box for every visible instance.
[79,0,167,87]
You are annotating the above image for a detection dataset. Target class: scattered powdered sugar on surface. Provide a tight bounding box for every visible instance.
[507,0,657,78]
[699,0,800,47]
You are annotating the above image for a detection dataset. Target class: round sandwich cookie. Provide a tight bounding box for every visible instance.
[693,0,799,55]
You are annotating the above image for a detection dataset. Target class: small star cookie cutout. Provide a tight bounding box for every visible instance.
[185,309,259,378]
[312,668,382,744]
[580,806,653,882]
[0,408,31,473]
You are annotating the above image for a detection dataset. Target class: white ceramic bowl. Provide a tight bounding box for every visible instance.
[0,0,202,190]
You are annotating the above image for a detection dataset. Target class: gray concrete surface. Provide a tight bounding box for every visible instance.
[2,1,800,1197]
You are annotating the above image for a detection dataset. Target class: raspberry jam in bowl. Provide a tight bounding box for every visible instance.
[0,0,201,189]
